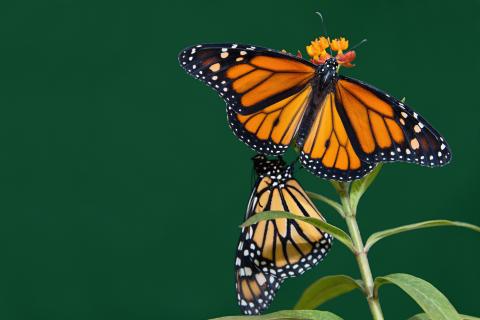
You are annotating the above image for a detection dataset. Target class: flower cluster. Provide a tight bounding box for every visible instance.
[306,36,330,62]
[305,36,356,67]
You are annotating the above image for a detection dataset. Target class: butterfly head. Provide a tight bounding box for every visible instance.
[252,155,292,180]
[324,57,338,70]
[315,57,339,89]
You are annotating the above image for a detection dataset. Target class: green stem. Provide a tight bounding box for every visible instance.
[337,182,384,320]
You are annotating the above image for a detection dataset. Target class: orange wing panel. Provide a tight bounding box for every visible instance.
[236,85,312,146]
[241,73,312,107]
[232,70,273,93]
[250,56,315,73]
[336,79,407,156]
[338,80,393,117]
[226,64,255,79]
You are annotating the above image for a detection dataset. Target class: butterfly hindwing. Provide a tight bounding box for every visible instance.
[235,229,283,315]
[227,85,312,155]
[335,76,451,166]
[300,92,377,180]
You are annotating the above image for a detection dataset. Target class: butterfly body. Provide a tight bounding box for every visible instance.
[179,43,451,181]
[296,58,339,147]
[314,58,339,91]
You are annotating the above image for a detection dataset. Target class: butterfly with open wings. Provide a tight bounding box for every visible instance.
[178,40,451,181]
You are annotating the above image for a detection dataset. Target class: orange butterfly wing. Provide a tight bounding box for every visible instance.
[300,76,451,180]
[243,175,332,275]
[235,252,281,316]
[179,44,315,155]
[300,92,376,180]
[180,45,451,179]
[335,77,451,166]
[229,85,312,155]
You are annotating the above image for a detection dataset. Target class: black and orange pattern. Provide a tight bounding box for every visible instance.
[179,43,451,180]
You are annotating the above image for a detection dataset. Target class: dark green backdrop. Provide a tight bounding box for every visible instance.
[0,0,478,319]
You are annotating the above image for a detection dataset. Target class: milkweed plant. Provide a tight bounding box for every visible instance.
[216,165,480,320]
[208,37,480,320]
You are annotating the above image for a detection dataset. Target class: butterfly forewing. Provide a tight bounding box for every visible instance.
[335,76,452,166]
[179,44,315,114]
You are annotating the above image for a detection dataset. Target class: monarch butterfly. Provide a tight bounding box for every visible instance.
[235,155,332,315]
[178,43,451,180]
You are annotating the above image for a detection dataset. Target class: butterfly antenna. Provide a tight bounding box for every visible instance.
[315,11,332,55]
[350,38,368,51]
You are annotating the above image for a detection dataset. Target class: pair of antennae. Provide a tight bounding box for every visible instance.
[315,12,367,53]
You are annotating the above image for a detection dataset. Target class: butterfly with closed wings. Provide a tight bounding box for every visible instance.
[178,39,451,181]
[235,155,332,315]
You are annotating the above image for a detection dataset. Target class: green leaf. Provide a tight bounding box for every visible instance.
[365,220,480,251]
[408,313,480,320]
[294,275,363,310]
[306,191,344,217]
[349,163,383,211]
[241,211,354,252]
[375,273,461,320]
[211,310,344,320]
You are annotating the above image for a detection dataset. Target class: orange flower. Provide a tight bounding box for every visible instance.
[305,36,356,67]
[306,36,330,61]
[330,37,349,54]
[336,50,356,68]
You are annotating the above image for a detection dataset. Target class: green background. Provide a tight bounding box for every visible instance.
[0,0,479,319]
